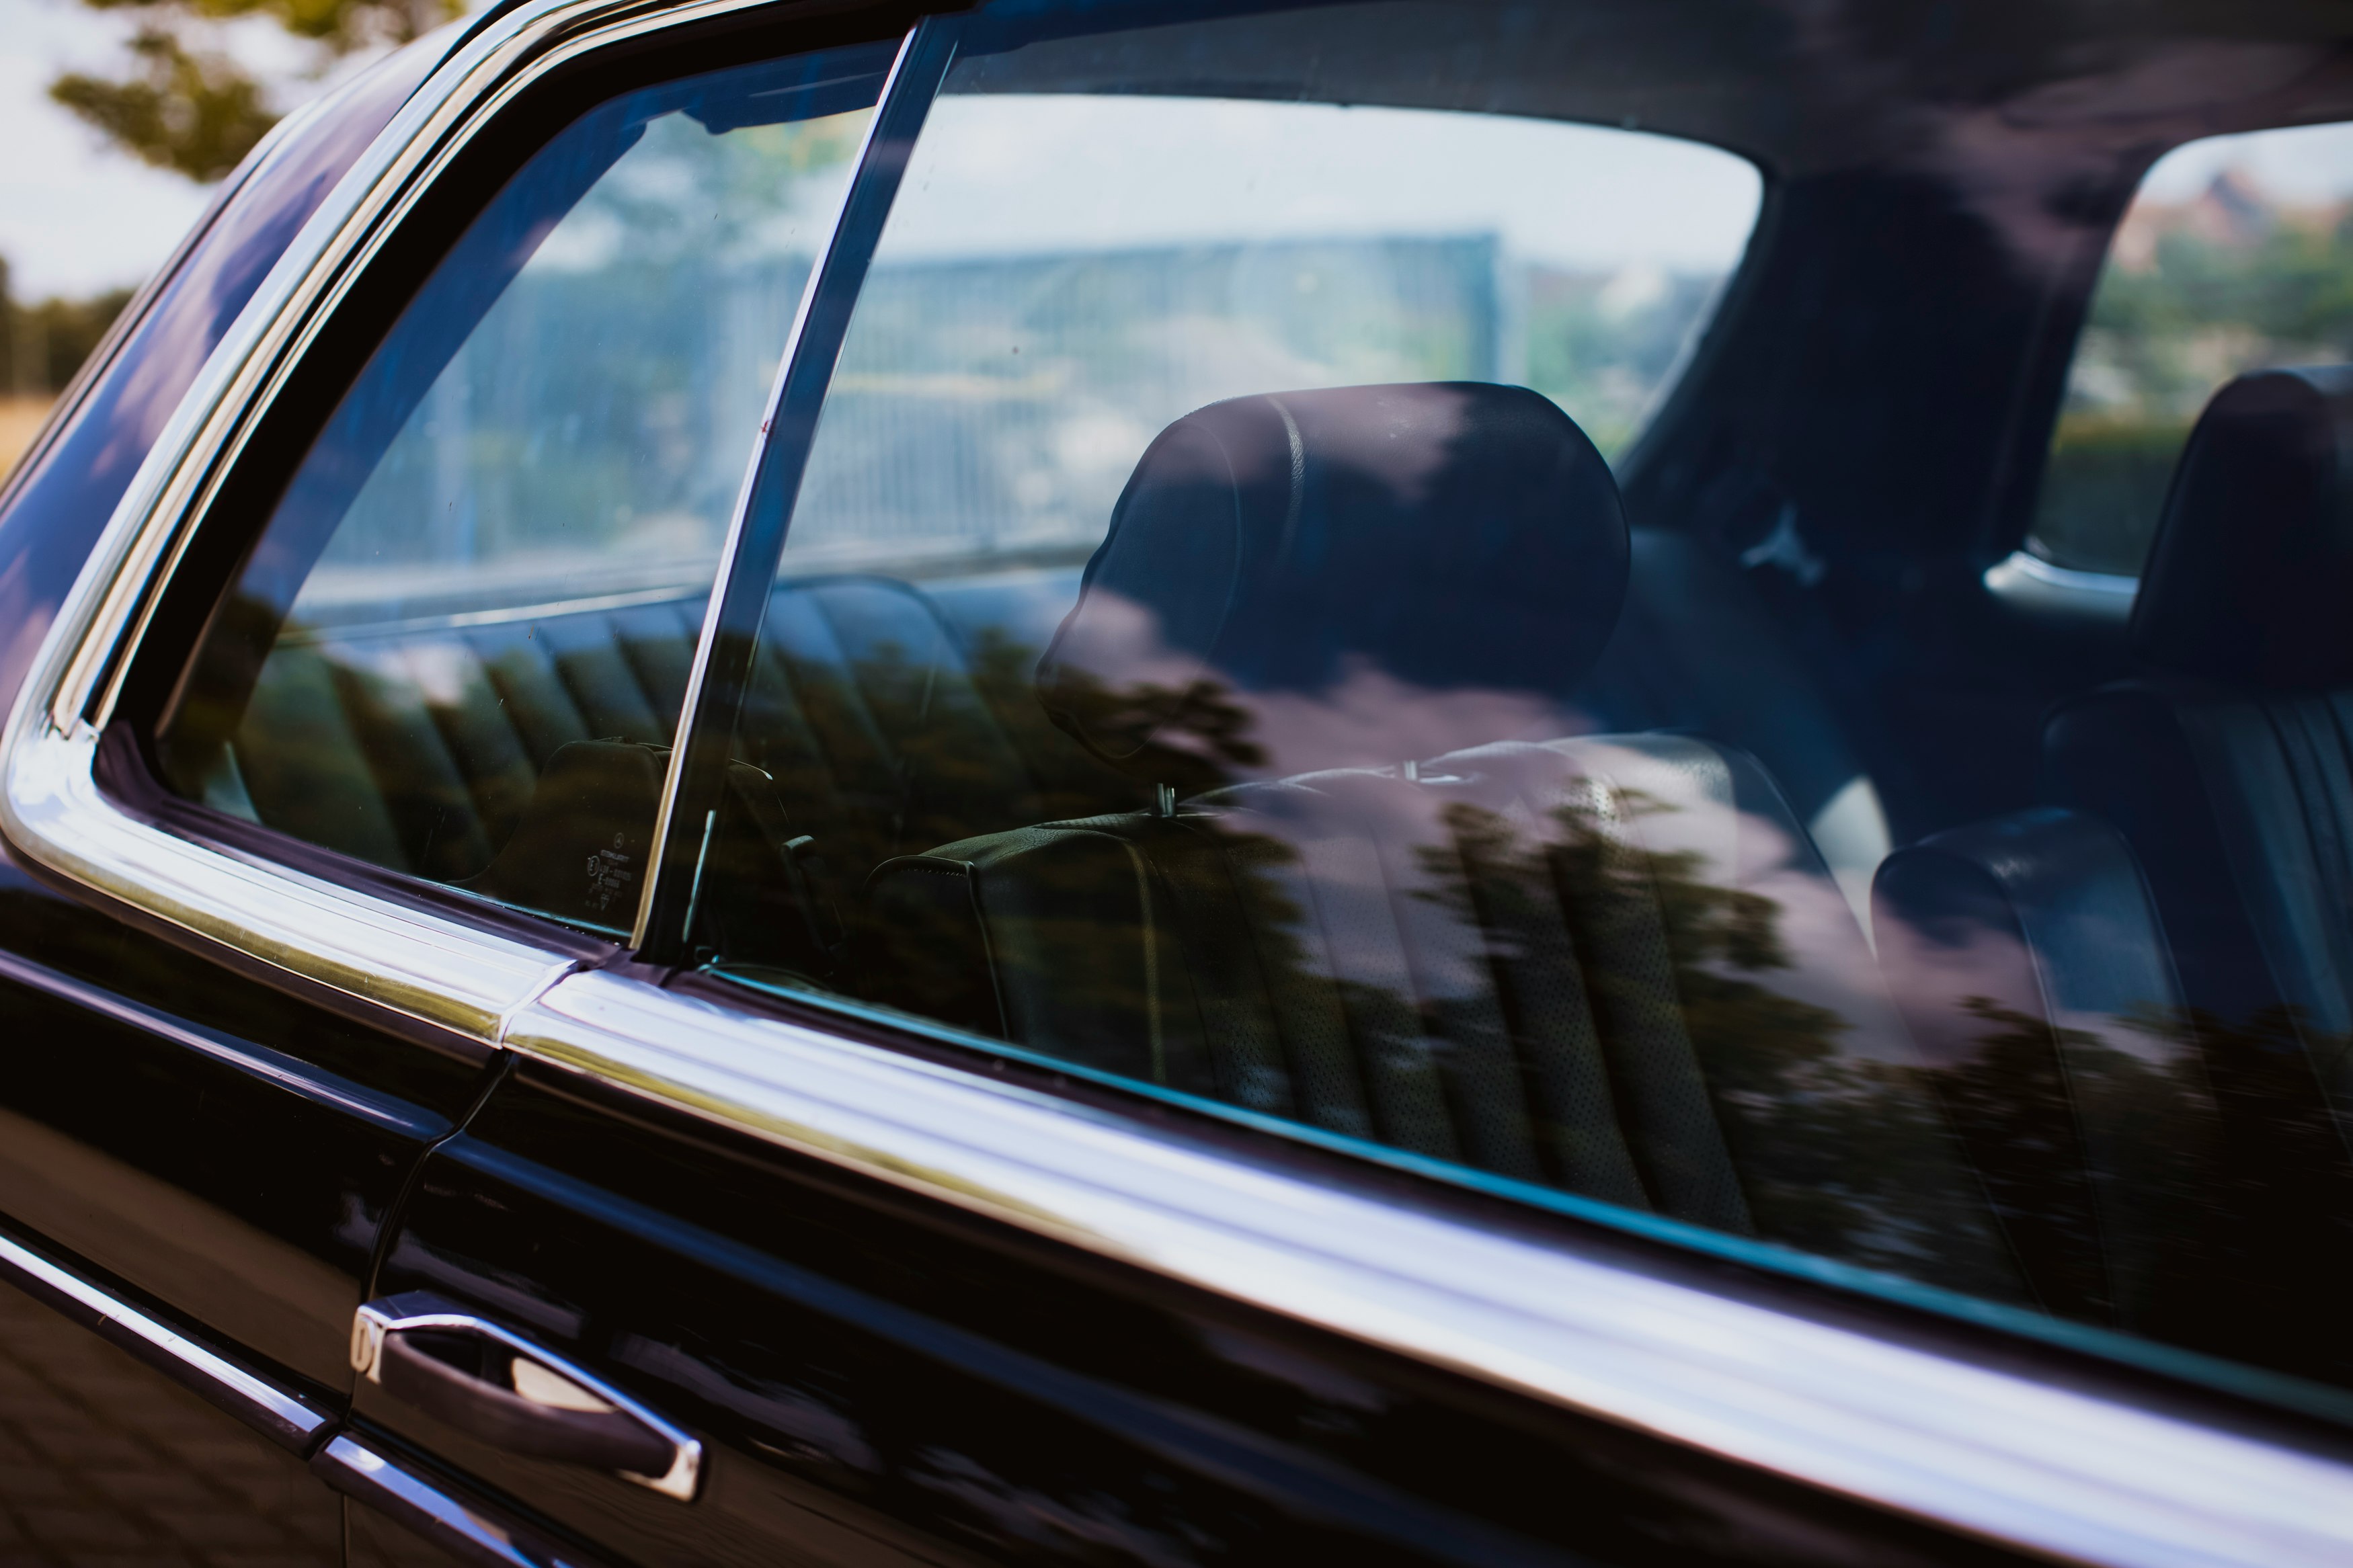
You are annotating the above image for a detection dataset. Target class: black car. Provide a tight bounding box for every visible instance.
[5,1,2353,1563]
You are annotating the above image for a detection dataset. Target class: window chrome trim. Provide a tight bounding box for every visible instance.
[1985,548,2139,622]
[5,721,574,1041]
[0,0,870,1047]
[633,15,948,950]
[0,1224,330,1452]
[511,966,2353,1568]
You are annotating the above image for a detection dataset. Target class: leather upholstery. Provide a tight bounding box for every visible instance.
[2132,366,2353,690]
[875,725,2023,1296]
[2046,367,2353,1139]
[1873,808,2223,1331]
[871,382,2024,1296]
[1037,381,1624,780]
[2041,367,2353,1372]
[227,575,1115,911]
[2050,368,2353,1066]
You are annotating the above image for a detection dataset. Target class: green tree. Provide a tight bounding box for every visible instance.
[50,0,458,182]
[0,257,135,396]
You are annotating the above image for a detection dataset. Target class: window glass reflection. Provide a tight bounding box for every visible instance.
[694,14,2353,1387]
[783,93,1760,576]
[157,48,886,923]
[698,54,2059,1303]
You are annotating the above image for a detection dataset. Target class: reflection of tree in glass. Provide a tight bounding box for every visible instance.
[731,630,2037,1298]
[1416,789,2025,1301]
[1023,648,1266,800]
[959,626,1147,824]
[2113,1003,2353,1379]
[1926,998,2232,1333]
[1921,999,2111,1321]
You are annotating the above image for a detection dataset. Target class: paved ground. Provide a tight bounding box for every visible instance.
[0,1278,340,1568]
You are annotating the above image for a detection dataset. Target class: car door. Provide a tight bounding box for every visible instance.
[0,34,484,1568]
[17,2,2353,1567]
[342,4,2353,1567]
[0,6,902,1565]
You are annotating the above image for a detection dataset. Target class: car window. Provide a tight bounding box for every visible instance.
[664,0,2353,1410]
[781,93,1759,585]
[120,0,2353,1424]
[701,22,2081,1300]
[2030,120,2353,576]
[154,46,890,932]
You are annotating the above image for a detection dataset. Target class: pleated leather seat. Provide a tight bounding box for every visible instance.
[227,574,1074,901]
[2037,367,2353,1373]
[866,381,2028,1300]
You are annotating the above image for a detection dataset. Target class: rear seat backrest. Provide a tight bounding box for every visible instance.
[867,381,2028,1301]
[1579,525,1893,928]
[227,575,1066,897]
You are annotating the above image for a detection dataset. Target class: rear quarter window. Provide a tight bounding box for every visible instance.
[2032,120,2353,576]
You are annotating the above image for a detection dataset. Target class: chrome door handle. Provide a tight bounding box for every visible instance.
[352,1292,701,1501]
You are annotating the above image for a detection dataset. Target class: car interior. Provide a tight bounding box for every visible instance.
[143,0,2353,1385]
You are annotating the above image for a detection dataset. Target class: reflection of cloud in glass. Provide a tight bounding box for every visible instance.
[880,96,1762,272]
[859,597,2029,1303]
[1045,589,1579,784]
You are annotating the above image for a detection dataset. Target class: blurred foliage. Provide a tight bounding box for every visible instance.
[2034,200,2353,575]
[0,257,134,397]
[50,0,459,181]
[2033,413,2194,578]
[1525,265,1722,460]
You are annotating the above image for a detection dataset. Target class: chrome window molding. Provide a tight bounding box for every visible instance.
[1983,548,2140,623]
[635,17,932,948]
[4,719,575,1041]
[0,1223,329,1452]
[0,0,877,1046]
[510,966,2353,1568]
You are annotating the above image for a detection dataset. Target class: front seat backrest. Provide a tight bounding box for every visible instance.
[2042,366,2353,1368]
[2047,367,2353,1100]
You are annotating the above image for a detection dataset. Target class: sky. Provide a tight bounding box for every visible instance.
[14,0,2350,307]
[884,94,1765,274]
[2138,120,2353,206]
[0,0,383,301]
[0,5,1764,306]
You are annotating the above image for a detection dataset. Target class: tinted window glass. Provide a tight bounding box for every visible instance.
[157,47,887,932]
[780,93,1758,583]
[703,18,2087,1301]
[2031,120,2353,575]
[681,1,2353,1403]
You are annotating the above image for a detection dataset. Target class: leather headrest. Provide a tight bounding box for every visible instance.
[1035,382,1626,781]
[2133,366,2353,689]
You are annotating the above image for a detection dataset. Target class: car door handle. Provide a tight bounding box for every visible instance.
[353,1292,701,1501]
